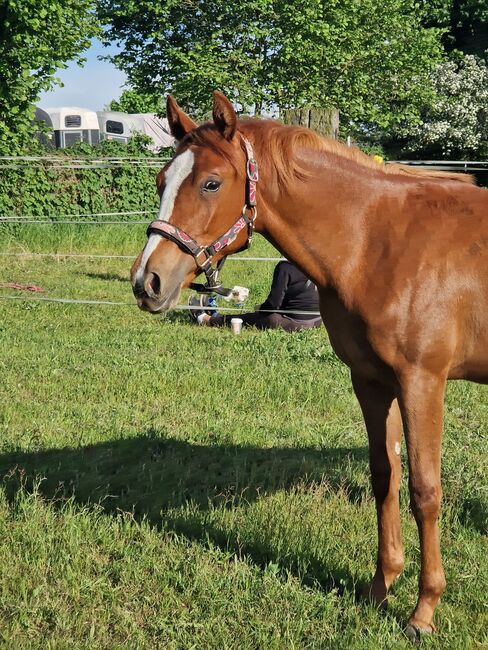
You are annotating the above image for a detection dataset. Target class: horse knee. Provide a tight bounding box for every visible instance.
[410,483,442,520]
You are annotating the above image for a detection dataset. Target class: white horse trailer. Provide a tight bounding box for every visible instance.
[34,107,54,146]
[97,111,175,150]
[43,107,100,147]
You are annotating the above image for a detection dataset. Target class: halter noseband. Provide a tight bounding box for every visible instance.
[145,135,258,296]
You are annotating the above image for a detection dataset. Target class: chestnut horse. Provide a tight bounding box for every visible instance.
[131,91,488,640]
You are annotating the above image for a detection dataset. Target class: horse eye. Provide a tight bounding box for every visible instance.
[203,179,221,192]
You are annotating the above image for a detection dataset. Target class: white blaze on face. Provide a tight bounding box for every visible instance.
[157,148,195,221]
[135,233,163,284]
[135,149,195,283]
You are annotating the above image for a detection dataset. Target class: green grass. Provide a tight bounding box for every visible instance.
[0,226,487,648]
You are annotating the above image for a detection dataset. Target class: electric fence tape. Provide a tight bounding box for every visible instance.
[0,252,285,262]
[0,293,320,316]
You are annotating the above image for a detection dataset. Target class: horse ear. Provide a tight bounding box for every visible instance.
[166,95,197,141]
[212,91,237,140]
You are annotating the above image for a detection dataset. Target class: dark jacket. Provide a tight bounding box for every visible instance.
[259,261,320,320]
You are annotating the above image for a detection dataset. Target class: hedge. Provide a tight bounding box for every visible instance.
[0,138,172,220]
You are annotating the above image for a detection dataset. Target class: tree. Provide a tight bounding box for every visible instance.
[99,0,444,132]
[99,0,275,118]
[0,0,99,152]
[422,0,488,57]
[401,54,488,157]
[273,0,444,131]
[108,89,162,113]
[378,2,488,158]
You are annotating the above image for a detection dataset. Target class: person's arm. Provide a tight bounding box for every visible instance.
[258,263,290,312]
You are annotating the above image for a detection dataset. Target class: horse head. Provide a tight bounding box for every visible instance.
[131,91,256,313]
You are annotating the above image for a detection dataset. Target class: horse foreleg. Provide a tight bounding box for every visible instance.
[352,374,404,605]
[398,368,447,640]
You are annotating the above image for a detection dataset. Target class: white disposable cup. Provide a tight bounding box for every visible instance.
[230,318,243,334]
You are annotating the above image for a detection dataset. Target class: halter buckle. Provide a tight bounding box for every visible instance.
[195,247,213,270]
[246,159,259,182]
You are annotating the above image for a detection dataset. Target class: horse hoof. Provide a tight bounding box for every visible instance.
[359,583,387,609]
[405,624,421,644]
[405,622,434,644]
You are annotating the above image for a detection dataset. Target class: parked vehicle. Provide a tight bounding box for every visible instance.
[36,106,175,151]
[42,107,100,147]
[33,108,54,146]
[96,111,175,150]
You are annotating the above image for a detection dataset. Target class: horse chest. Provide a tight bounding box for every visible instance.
[318,288,393,382]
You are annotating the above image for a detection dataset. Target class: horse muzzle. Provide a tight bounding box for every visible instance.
[132,269,183,313]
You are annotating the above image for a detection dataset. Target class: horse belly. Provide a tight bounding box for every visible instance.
[450,340,488,383]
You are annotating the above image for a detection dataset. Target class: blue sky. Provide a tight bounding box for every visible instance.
[38,40,127,111]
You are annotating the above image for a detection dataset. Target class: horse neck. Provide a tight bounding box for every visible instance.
[255,148,374,302]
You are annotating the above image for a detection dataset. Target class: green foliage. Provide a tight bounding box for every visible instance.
[108,89,163,114]
[422,0,488,56]
[356,142,387,159]
[371,1,488,157]
[98,0,276,118]
[0,139,171,220]
[99,0,444,130]
[274,0,444,129]
[0,0,100,154]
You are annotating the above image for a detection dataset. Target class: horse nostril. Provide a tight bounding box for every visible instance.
[145,272,161,298]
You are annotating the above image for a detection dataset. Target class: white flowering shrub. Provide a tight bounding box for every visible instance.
[405,55,488,157]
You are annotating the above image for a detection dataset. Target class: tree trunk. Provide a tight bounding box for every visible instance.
[281,107,339,139]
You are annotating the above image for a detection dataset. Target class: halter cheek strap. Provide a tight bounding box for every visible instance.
[145,134,258,296]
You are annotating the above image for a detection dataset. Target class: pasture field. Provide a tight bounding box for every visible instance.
[0,225,487,649]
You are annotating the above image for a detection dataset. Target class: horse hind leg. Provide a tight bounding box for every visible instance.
[352,374,405,605]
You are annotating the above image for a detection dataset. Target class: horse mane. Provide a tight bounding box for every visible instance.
[237,118,476,188]
[183,118,475,189]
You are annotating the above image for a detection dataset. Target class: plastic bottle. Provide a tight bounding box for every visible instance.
[206,295,218,312]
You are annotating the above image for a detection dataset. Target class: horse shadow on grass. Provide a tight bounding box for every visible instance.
[81,271,129,283]
[1,432,485,598]
[0,432,371,595]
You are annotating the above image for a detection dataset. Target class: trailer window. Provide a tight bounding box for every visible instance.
[65,115,82,128]
[64,131,82,146]
[106,120,124,135]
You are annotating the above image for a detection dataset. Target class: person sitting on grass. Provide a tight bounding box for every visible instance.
[190,260,322,332]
